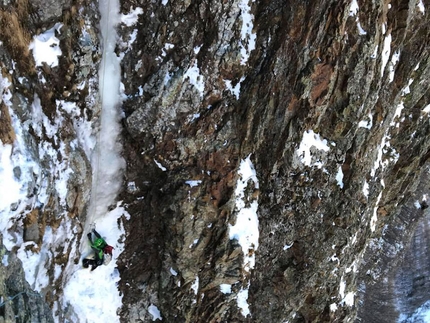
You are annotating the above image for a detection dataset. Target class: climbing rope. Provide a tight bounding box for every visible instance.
[0,291,40,307]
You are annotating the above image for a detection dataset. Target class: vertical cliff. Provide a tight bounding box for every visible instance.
[0,0,429,322]
[118,0,430,322]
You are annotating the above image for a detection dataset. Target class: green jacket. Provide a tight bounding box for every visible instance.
[91,238,107,260]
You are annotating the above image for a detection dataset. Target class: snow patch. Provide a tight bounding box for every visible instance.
[336,166,344,189]
[239,0,256,65]
[161,43,174,57]
[370,192,383,232]
[417,0,425,14]
[338,277,355,306]
[229,155,259,318]
[185,180,202,187]
[331,254,340,263]
[296,130,330,168]
[193,45,202,55]
[163,70,172,86]
[391,102,404,127]
[398,300,430,322]
[370,133,390,177]
[358,112,373,129]
[28,96,75,211]
[229,155,259,272]
[388,50,400,83]
[127,181,137,193]
[58,100,94,158]
[0,99,47,253]
[343,292,355,306]
[224,77,245,100]
[370,85,407,180]
[401,78,413,96]
[29,23,63,67]
[0,75,12,105]
[184,60,205,98]
[127,29,138,46]
[220,284,232,294]
[148,304,163,321]
[339,279,346,299]
[191,276,199,295]
[17,242,44,290]
[283,243,293,250]
[1,253,8,267]
[371,45,379,59]
[349,0,359,16]
[237,288,250,317]
[154,159,167,171]
[121,7,143,27]
[357,21,367,35]
[381,34,392,77]
[362,180,369,198]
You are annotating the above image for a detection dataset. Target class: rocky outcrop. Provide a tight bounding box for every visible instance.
[30,0,72,24]
[0,0,99,319]
[0,235,53,323]
[0,0,429,322]
[118,0,430,322]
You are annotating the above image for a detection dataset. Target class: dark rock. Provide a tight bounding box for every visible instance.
[0,236,54,323]
[117,0,430,321]
[29,0,72,24]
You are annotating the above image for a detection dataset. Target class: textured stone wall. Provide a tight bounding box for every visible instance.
[118,0,430,322]
[0,235,53,323]
[0,0,98,320]
[0,0,429,322]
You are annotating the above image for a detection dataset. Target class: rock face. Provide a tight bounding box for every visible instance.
[30,0,72,24]
[0,0,429,322]
[0,0,98,321]
[118,0,430,322]
[0,235,53,323]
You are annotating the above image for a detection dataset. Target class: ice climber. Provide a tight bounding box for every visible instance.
[83,228,114,271]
